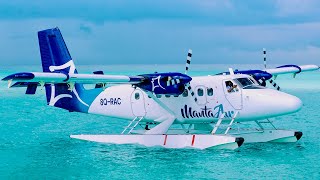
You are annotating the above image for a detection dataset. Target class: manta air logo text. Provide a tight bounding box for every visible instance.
[181,104,234,119]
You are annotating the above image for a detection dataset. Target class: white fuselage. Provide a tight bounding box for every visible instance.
[88,74,302,124]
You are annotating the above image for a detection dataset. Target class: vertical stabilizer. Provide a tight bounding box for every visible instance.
[37,27,99,112]
[38,27,77,74]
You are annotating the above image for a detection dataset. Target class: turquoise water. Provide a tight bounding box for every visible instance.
[0,65,319,179]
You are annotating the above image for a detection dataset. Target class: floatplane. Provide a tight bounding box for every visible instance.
[2,28,319,150]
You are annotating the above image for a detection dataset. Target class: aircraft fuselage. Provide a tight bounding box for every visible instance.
[88,74,302,124]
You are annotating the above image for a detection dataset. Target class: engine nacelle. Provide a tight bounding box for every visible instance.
[217,70,272,81]
[137,72,192,95]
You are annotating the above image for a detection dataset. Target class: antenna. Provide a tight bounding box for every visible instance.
[263,48,267,69]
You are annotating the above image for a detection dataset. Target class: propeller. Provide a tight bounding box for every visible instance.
[165,49,192,87]
[184,49,197,102]
[260,48,281,91]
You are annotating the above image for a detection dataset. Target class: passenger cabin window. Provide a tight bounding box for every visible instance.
[165,94,170,98]
[182,89,188,97]
[135,92,140,100]
[156,94,162,98]
[207,88,213,96]
[197,88,204,96]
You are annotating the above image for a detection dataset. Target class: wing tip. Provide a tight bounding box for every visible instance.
[2,72,35,81]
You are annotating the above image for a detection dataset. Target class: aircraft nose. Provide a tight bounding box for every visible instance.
[265,90,303,116]
[243,89,303,119]
[280,93,303,113]
[266,90,302,115]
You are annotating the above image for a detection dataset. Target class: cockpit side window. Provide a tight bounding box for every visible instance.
[225,80,238,93]
[249,77,259,85]
[236,78,253,87]
[235,77,264,89]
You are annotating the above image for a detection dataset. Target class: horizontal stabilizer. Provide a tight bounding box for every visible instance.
[26,84,38,94]
[10,82,40,88]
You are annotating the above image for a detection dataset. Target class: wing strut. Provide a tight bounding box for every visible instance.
[144,91,176,134]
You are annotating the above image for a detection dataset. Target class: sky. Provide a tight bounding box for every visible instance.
[0,0,320,65]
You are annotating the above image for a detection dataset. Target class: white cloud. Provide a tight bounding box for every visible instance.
[275,0,320,17]
[0,19,320,65]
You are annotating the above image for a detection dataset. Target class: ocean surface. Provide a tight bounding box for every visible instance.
[0,64,319,179]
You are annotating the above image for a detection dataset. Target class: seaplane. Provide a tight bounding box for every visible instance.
[2,27,319,150]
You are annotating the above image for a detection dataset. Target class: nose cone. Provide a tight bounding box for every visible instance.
[279,93,303,113]
[180,74,192,83]
[242,89,303,120]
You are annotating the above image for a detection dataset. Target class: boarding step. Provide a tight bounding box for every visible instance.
[255,119,277,130]
[211,111,239,134]
[121,116,144,134]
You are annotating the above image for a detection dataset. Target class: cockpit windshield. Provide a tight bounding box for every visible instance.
[234,77,265,89]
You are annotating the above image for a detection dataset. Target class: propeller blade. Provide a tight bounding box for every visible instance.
[268,79,281,91]
[185,83,197,102]
[184,49,196,102]
[263,48,267,69]
[257,77,280,90]
[185,49,192,74]
[257,78,267,87]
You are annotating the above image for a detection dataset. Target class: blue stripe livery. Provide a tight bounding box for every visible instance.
[39,27,100,113]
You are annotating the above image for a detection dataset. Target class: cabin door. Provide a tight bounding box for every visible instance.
[130,89,146,117]
[195,85,208,106]
[223,80,243,110]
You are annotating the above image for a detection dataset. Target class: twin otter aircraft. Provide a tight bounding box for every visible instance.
[3,27,319,150]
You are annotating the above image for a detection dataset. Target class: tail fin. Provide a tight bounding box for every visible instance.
[38,27,99,112]
[38,27,77,74]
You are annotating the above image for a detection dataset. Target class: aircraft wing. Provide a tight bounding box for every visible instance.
[217,64,319,90]
[2,72,144,88]
[264,64,319,76]
[2,71,192,96]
